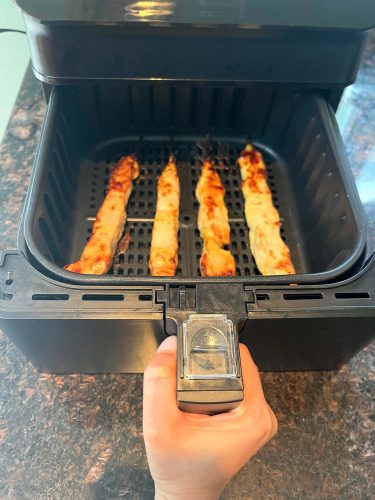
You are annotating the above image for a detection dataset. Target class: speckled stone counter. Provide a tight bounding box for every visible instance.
[0,35,374,500]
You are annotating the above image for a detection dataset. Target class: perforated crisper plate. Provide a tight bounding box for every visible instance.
[67,140,302,278]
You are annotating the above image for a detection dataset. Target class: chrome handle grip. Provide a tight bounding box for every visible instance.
[177,314,243,414]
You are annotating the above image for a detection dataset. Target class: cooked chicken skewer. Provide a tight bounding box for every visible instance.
[149,156,180,276]
[65,155,139,274]
[196,159,236,277]
[237,144,295,275]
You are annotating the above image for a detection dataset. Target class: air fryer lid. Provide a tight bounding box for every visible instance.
[14,0,375,29]
[15,0,375,84]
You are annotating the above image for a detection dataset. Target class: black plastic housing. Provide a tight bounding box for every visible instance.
[1,0,374,373]
[0,81,371,373]
[1,250,375,372]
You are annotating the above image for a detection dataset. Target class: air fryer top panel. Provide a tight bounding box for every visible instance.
[16,10,372,85]
[14,0,375,30]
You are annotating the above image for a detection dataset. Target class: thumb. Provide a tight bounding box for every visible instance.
[143,336,180,436]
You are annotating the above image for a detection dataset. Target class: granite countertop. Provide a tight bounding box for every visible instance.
[0,34,374,499]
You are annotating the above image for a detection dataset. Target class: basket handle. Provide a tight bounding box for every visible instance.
[176,313,243,414]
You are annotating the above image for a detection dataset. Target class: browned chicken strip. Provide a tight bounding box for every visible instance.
[65,155,139,274]
[237,144,295,275]
[196,159,236,277]
[149,156,180,276]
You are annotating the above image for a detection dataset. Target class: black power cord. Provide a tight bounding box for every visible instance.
[0,29,26,35]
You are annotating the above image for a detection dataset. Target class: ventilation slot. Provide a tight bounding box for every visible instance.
[32,294,69,301]
[149,86,155,126]
[128,86,135,127]
[52,151,69,198]
[335,292,370,299]
[256,293,270,301]
[56,129,72,168]
[82,294,124,301]
[261,89,277,136]
[94,86,103,130]
[58,114,71,164]
[139,294,152,302]
[43,194,64,242]
[39,217,61,263]
[169,87,176,129]
[209,88,220,128]
[189,87,197,128]
[229,88,245,128]
[48,172,67,221]
[283,293,323,301]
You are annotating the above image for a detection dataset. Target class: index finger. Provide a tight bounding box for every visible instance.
[237,343,267,411]
[143,336,181,435]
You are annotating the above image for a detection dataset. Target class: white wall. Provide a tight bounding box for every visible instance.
[0,0,30,141]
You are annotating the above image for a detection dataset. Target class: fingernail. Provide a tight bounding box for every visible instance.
[157,335,177,352]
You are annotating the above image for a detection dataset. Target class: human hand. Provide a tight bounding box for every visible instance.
[143,336,277,500]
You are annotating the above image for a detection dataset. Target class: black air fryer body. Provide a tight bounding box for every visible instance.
[1,0,375,373]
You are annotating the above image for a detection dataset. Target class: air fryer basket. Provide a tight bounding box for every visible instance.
[20,85,366,285]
